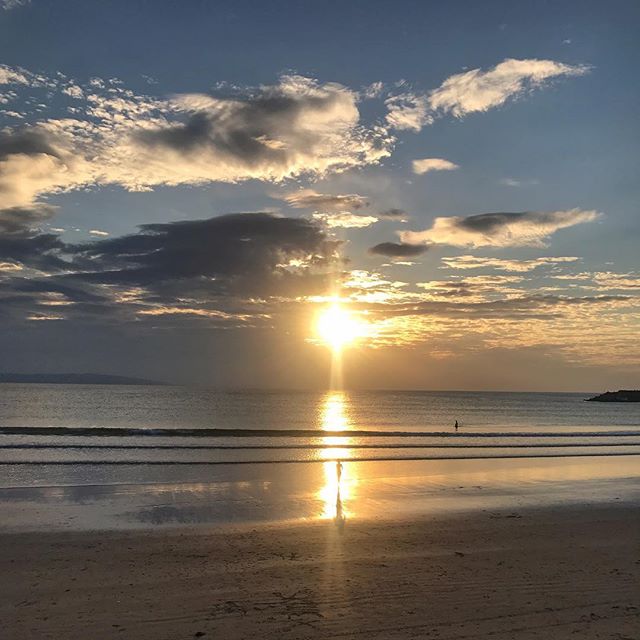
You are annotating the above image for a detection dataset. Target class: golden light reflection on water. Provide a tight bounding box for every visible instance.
[317,391,358,520]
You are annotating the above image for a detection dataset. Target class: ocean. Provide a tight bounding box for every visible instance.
[1,384,639,530]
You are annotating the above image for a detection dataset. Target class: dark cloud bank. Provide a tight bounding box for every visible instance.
[0,212,339,325]
[368,242,427,258]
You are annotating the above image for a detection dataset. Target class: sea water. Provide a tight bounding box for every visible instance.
[0,384,639,530]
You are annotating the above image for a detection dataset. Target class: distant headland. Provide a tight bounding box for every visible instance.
[0,373,165,386]
[586,390,640,402]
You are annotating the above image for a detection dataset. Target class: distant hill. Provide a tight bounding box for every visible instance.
[586,390,640,402]
[0,373,165,386]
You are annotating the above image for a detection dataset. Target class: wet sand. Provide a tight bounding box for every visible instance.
[2,504,638,639]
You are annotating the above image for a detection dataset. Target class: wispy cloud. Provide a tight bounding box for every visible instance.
[500,177,540,187]
[282,189,369,211]
[441,255,580,272]
[377,208,408,221]
[1,0,30,12]
[384,58,589,132]
[428,58,590,118]
[385,92,431,131]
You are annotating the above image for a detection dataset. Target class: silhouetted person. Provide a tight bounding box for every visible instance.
[334,461,346,531]
[454,420,459,431]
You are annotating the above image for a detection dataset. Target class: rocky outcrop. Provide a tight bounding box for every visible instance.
[586,390,640,402]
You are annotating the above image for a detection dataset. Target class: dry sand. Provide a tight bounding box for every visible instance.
[2,504,639,639]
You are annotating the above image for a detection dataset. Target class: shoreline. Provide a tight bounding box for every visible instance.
[2,502,638,639]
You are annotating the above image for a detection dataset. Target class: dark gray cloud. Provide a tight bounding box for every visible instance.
[0,204,57,235]
[0,129,59,161]
[70,213,338,290]
[0,212,342,329]
[368,242,428,258]
[0,232,69,271]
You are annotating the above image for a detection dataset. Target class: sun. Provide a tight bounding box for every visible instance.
[316,304,365,350]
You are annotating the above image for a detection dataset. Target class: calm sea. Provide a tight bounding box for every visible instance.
[1,384,639,529]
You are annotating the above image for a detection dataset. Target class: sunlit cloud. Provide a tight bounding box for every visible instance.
[385,92,431,131]
[412,157,459,175]
[428,58,590,118]
[0,261,22,271]
[384,58,589,132]
[312,211,378,229]
[283,189,369,211]
[401,209,599,248]
[441,255,581,272]
[0,70,393,216]
[553,271,640,290]
[417,275,525,301]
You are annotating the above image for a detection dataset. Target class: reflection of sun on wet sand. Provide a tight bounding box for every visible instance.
[317,391,357,521]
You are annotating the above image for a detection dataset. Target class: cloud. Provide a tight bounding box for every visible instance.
[412,157,459,175]
[378,208,408,221]
[428,58,590,118]
[500,177,540,188]
[441,255,580,272]
[0,64,29,84]
[0,231,68,271]
[283,189,369,211]
[416,275,524,300]
[563,272,640,291]
[0,204,57,234]
[369,242,428,258]
[0,61,589,231]
[129,75,391,186]
[0,72,392,220]
[0,261,22,271]
[1,0,30,10]
[0,213,343,328]
[364,293,630,321]
[88,229,109,237]
[401,209,599,248]
[0,126,92,209]
[384,58,589,132]
[592,272,640,290]
[312,212,378,229]
[68,212,338,292]
[0,63,51,88]
[385,92,430,131]
[62,84,85,99]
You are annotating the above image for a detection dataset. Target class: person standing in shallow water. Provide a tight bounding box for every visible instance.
[454,420,459,431]
[335,461,345,531]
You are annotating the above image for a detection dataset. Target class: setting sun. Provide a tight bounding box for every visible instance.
[316,304,366,350]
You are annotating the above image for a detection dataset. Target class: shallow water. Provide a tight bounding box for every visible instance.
[0,384,639,530]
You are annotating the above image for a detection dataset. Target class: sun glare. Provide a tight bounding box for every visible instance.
[316,304,365,350]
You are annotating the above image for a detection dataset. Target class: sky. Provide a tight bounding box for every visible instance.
[0,0,638,390]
